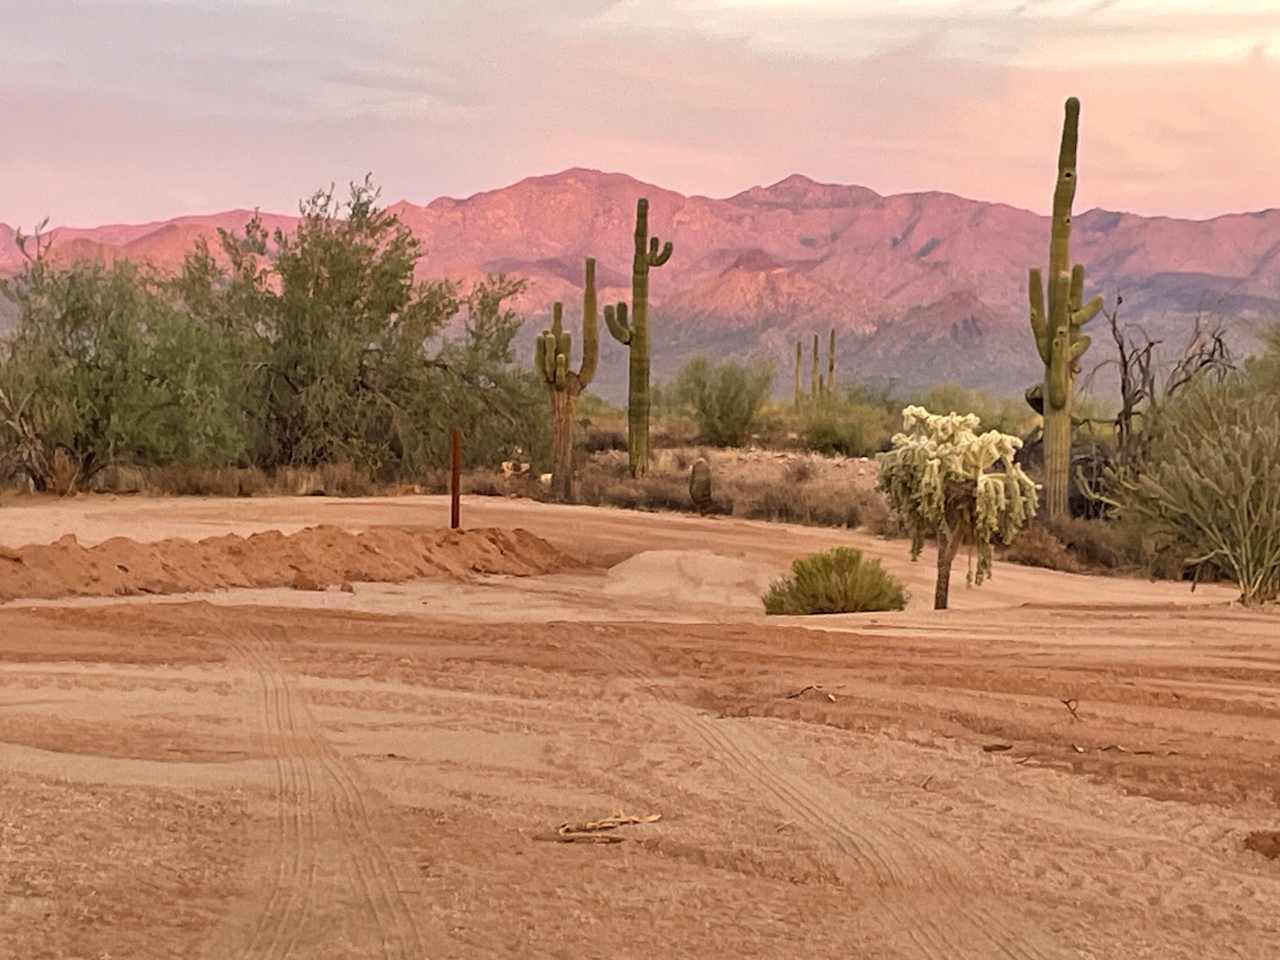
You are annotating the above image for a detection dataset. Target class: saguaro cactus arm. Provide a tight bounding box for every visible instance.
[648,236,673,267]
[534,260,601,393]
[1029,268,1049,364]
[636,199,673,269]
[578,258,599,388]
[604,302,631,345]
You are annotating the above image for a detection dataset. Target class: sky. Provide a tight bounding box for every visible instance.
[3,0,1278,228]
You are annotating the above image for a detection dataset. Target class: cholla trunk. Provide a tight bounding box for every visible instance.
[934,533,958,610]
[551,389,577,502]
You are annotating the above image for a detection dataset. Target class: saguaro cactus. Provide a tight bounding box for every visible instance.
[810,334,820,398]
[604,198,673,479]
[794,340,803,408]
[827,328,836,395]
[1027,96,1103,519]
[535,258,599,501]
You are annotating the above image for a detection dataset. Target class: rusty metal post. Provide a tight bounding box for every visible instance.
[450,429,461,530]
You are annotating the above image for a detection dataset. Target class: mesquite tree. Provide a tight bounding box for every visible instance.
[1026,96,1104,519]
[534,258,598,501]
[604,198,673,479]
[877,406,1038,610]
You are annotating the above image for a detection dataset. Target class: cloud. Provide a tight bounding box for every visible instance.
[0,0,1276,227]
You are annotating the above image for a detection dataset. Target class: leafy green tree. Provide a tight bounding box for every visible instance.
[0,235,242,491]
[674,356,774,447]
[877,406,1038,609]
[177,178,540,476]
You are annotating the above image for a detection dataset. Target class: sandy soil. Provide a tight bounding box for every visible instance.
[1,494,1277,959]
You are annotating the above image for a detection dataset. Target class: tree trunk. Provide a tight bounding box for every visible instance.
[450,429,461,529]
[934,532,958,610]
[551,388,578,502]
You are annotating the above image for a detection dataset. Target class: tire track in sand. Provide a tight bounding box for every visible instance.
[590,630,1068,960]
[220,624,433,960]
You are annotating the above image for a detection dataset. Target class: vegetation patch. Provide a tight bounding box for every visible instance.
[762,547,907,615]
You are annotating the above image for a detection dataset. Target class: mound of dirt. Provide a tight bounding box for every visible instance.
[0,525,580,603]
[604,550,782,609]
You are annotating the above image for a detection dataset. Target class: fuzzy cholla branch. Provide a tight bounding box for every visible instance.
[877,406,1039,594]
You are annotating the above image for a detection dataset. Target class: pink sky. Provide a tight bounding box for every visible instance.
[3,0,1277,228]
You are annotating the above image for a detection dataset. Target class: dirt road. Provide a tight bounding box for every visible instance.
[1,495,1277,958]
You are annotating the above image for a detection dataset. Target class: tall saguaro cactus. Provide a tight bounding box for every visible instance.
[810,334,820,398]
[794,340,803,408]
[535,258,599,501]
[1027,96,1103,519]
[604,198,673,478]
[827,328,837,396]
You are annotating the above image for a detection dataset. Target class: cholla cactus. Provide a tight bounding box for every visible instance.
[877,405,1039,609]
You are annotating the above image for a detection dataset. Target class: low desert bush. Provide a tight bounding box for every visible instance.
[762,547,908,615]
[1000,523,1082,574]
[581,428,627,453]
[139,462,381,498]
[799,400,893,458]
[674,356,775,447]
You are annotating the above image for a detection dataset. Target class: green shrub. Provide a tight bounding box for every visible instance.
[1104,380,1280,604]
[800,400,892,457]
[674,356,774,446]
[763,547,908,615]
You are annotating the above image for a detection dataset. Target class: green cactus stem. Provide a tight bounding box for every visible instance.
[811,334,820,399]
[794,340,803,408]
[535,257,599,501]
[605,198,673,478]
[827,328,836,396]
[1027,96,1103,520]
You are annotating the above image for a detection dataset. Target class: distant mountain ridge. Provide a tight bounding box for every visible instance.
[4,168,1278,401]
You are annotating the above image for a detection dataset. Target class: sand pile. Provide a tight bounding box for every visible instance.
[0,525,581,603]
[603,550,782,609]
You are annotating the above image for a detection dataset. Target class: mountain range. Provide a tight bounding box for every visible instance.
[4,168,1278,403]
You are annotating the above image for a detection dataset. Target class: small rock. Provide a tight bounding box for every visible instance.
[340,581,355,594]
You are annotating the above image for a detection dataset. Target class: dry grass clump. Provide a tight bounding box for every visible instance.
[998,515,1195,581]
[450,446,896,535]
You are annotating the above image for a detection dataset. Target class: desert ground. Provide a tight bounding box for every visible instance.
[1,494,1278,959]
